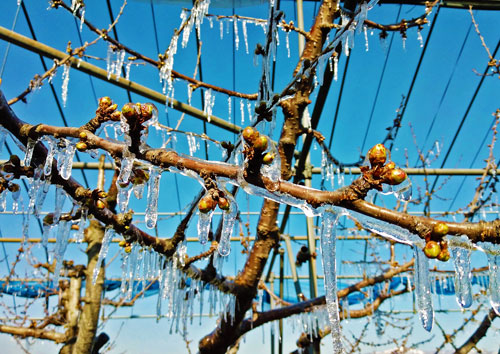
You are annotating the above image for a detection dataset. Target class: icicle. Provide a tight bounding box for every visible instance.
[79,7,85,32]
[479,243,500,315]
[43,137,57,177]
[106,45,113,79]
[24,138,36,167]
[113,49,126,79]
[260,138,281,191]
[125,61,132,80]
[218,187,237,256]
[92,227,114,283]
[333,56,338,82]
[187,133,198,156]
[117,156,134,186]
[198,207,214,245]
[54,187,66,223]
[61,63,70,107]
[133,181,145,200]
[57,138,76,180]
[117,182,133,214]
[417,30,424,47]
[53,220,72,284]
[450,237,473,308]
[0,191,6,212]
[75,208,87,243]
[126,244,139,300]
[242,20,249,54]
[319,210,343,352]
[364,25,369,51]
[159,35,178,95]
[246,101,253,123]
[203,89,215,123]
[34,180,50,217]
[0,127,6,154]
[285,30,290,58]
[145,166,162,229]
[414,246,434,331]
[233,19,239,51]
[227,96,232,122]
[240,99,245,125]
[219,19,224,40]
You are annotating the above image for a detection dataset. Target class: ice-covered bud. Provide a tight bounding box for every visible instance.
[97,191,107,199]
[437,248,450,262]
[368,144,387,167]
[8,183,20,193]
[107,103,118,112]
[385,168,407,185]
[199,196,216,213]
[76,142,88,151]
[433,222,449,236]
[122,103,137,119]
[262,152,275,164]
[242,126,259,143]
[96,199,107,209]
[140,103,156,123]
[385,161,395,170]
[79,131,88,140]
[218,197,230,211]
[253,136,268,151]
[423,241,441,259]
[124,245,132,253]
[118,240,127,247]
[99,96,112,108]
[110,110,122,121]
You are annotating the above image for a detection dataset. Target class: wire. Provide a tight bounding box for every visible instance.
[360,5,402,154]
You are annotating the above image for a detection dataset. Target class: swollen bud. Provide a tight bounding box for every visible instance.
[262,152,275,165]
[242,126,259,143]
[122,103,137,119]
[140,103,156,122]
[385,168,407,185]
[385,161,396,170]
[437,248,450,262]
[423,241,441,259]
[99,96,112,108]
[368,144,387,167]
[433,222,449,236]
[198,196,216,213]
[218,197,230,211]
[253,135,268,151]
[76,142,88,151]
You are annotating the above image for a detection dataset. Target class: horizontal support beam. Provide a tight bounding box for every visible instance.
[0,26,241,134]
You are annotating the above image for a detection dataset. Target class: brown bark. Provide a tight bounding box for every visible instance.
[0,325,66,343]
[72,220,105,354]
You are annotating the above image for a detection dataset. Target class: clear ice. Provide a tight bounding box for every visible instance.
[145,166,162,229]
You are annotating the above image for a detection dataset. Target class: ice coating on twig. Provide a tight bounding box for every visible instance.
[53,220,72,284]
[23,138,36,167]
[75,208,87,243]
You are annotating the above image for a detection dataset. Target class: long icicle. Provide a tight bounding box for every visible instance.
[320,209,343,352]
[414,246,434,331]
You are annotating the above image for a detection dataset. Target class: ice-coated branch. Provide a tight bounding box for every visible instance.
[236,259,414,339]
[0,91,236,297]
[53,0,258,100]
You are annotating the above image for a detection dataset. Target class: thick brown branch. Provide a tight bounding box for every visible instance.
[455,308,498,354]
[0,325,66,343]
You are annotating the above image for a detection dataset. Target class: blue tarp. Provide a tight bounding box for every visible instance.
[0,274,491,304]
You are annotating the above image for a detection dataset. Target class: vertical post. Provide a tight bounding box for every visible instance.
[296,0,305,54]
[279,248,285,354]
[283,234,305,301]
[270,272,275,354]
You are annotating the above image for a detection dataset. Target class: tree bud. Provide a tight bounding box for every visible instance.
[433,222,449,236]
[262,152,275,164]
[253,135,268,151]
[385,168,407,185]
[198,196,216,213]
[423,241,441,259]
[368,143,387,167]
[99,96,112,108]
[218,197,230,211]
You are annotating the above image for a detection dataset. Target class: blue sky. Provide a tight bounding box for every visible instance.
[0,0,500,352]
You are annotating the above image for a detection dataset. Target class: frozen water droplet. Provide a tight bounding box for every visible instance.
[393,178,412,201]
